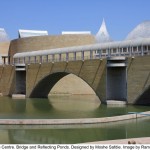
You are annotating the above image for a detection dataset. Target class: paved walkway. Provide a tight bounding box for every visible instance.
[87,137,150,144]
[0,111,150,125]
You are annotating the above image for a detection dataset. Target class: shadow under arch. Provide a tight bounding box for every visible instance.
[30,72,69,98]
[29,72,98,99]
[134,85,150,105]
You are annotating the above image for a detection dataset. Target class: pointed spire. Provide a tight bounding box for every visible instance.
[95,19,112,43]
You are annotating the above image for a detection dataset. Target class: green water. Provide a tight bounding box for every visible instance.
[0,95,150,144]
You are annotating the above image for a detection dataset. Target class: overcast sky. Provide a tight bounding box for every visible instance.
[1,0,150,40]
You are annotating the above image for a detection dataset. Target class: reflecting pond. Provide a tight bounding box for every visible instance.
[0,95,149,144]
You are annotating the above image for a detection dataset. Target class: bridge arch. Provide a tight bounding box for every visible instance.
[29,72,98,99]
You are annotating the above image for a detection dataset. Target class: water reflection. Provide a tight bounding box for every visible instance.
[0,96,149,143]
[31,98,53,111]
[49,95,100,111]
[106,104,127,117]
[0,96,149,119]
[11,99,26,113]
[0,117,149,144]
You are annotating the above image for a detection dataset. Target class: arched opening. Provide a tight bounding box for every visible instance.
[30,72,98,99]
[50,74,96,95]
[29,73,100,117]
[30,72,69,98]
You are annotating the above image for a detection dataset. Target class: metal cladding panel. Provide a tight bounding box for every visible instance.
[0,28,9,42]
[126,21,150,40]
[18,29,48,38]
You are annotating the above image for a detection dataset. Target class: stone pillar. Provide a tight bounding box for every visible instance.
[59,54,62,61]
[99,49,102,58]
[90,51,93,59]
[141,45,144,56]
[66,53,69,62]
[40,56,42,63]
[108,48,111,57]
[74,52,76,61]
[52,54,54,62]
[81,51,84,61]
[28,57,30,64]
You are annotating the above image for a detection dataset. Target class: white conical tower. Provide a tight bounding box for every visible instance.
[95,19,112,43]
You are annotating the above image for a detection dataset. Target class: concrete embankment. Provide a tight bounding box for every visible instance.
[0,111,150,125]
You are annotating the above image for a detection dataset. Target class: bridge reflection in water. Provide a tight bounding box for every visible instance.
[0,96,150,144]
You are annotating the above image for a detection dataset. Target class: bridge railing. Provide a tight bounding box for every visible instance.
[13,43,150,65]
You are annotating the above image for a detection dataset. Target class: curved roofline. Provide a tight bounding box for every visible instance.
[0,28,9,42]
[125,21,150,40]
[18,29,48,38]
[13,38,150,58]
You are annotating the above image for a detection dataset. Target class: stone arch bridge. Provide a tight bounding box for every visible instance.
[14,55,150,105]
[7,38,150,105]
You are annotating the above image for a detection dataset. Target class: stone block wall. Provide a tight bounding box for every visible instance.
[0,65,15,96]
[0,55,149,105]
[127,55,150,104]
[9,35,95,63]
[26,59,106,100]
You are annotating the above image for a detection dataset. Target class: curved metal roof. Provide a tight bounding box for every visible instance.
[126,21,150,40]
[0,28,9,42]
[18,29,48,38]
[13,37,150,59]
